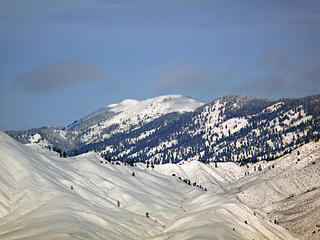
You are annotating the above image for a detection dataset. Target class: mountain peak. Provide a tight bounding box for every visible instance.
[65,94,204,134]
[108,98,139,108]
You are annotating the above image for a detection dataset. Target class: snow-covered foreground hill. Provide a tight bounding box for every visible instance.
[150,141,320,240]
[0,132,297,240]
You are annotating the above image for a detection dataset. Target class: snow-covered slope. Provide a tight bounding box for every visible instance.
[79,95,203,123]
[67,95,204,142]
[147,161,244,193]
[226,141,320,240]
[0,132,297,240]
[107,95,203,117]
[151,140,320,240]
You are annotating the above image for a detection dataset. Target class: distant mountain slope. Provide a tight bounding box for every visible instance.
[7,95,204,153]
[150,138,320,240]
[67,94,204,133]
[7,94,320,165]
[225,140,320,240]
[0,132,298,240]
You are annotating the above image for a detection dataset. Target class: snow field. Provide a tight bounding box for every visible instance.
[0,132,298,240]
[151,140,320,239]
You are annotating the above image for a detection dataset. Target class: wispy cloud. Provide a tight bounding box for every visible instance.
[240,51,320,97]
[240,77,286,96]
[256,51,292,72]
[156,60,211,90]
[155,53,320,99]
[15,60,109,93]
[154,60,238,99]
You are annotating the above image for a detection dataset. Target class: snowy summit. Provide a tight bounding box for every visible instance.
[68,95,204,129]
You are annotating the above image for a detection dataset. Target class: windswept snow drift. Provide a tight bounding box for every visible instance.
[0,132,297,240]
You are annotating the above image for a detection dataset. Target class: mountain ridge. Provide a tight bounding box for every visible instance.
[66,94,204,131]
[7,94,320,165]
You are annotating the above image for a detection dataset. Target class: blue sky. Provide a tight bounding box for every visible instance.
[1,0,320,130]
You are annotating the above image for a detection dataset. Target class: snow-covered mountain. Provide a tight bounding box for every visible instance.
[7,94,320,165]
[69,94,204,128]
[7,95,204,152]
[66,94,204,142]
[0,132,299,240]
[149,139,320,240]
[3,94,320,239]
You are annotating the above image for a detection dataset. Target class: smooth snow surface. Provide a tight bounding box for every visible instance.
[0,132,297,240]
